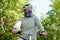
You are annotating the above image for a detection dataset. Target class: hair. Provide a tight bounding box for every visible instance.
[23,4,32,11]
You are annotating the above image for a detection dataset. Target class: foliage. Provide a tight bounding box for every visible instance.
[37,0,60,40]
[0,0,60,40]
[0,0,28,40]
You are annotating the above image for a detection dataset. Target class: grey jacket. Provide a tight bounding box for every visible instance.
[14,15,45,36]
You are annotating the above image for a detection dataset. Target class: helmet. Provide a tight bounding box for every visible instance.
[23,4,32,11]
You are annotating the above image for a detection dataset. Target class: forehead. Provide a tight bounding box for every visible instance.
[26,6,32,10]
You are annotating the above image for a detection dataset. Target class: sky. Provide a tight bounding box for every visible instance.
[28,0,52,18]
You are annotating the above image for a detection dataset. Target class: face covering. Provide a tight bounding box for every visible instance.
[24,10,32,18]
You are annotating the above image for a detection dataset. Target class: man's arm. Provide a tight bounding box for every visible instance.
[35,16,45,32]
[35,16,47,37]
[12,20,22,34]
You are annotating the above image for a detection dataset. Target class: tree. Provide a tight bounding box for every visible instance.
[0,0,28,40]
[38,0,60,40]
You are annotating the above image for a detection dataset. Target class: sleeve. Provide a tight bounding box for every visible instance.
[14,19,22,31]
[35,16,45,32]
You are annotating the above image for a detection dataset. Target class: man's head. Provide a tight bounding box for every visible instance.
[23,4,32,17]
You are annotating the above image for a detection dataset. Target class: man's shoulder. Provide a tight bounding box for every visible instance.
[32,15,41,21]
[18,17,24,21]
[32,15,37,19]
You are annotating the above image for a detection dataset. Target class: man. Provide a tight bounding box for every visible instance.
[12,4,47,40]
